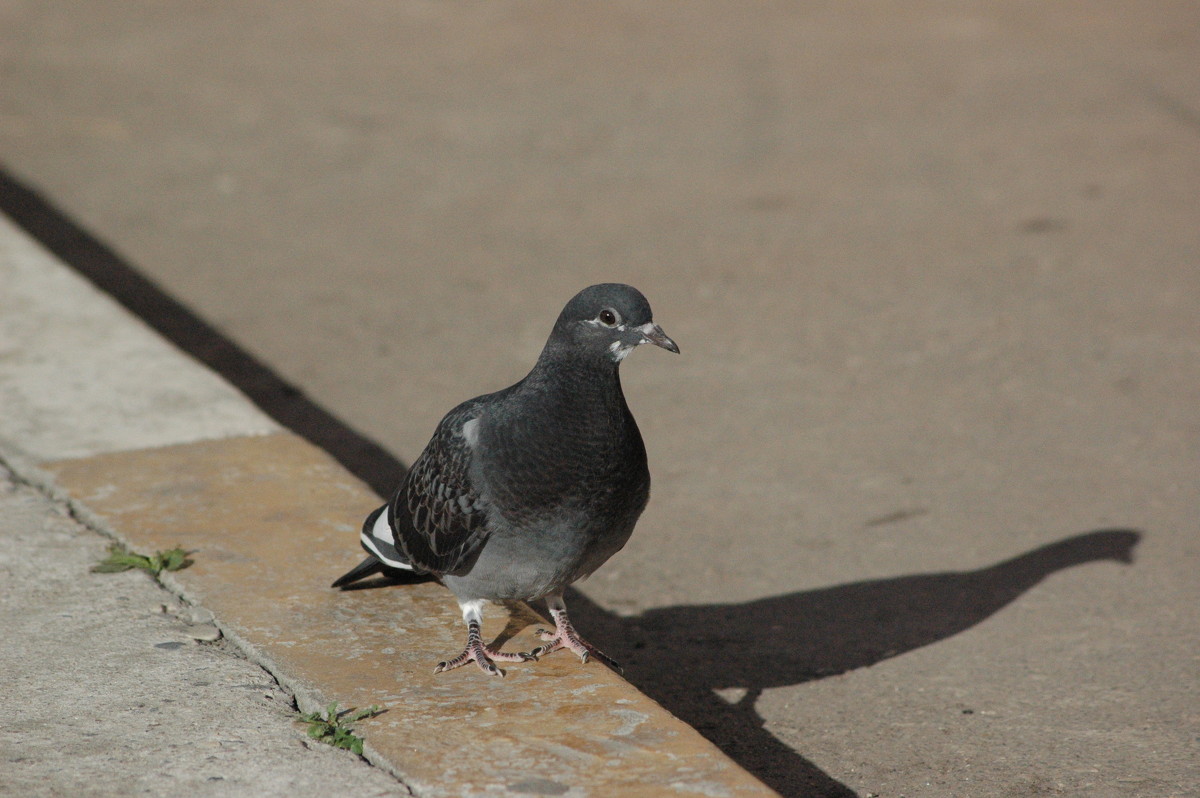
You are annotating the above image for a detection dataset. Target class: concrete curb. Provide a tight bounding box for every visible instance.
[0,212,777,797]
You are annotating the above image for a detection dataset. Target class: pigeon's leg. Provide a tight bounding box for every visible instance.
[434,600,534,677]
[525,594,621,671]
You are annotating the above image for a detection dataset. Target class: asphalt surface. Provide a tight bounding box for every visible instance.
[2,3,1198,796]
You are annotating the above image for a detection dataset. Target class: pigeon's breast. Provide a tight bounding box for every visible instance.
[474,391,650,529]
[446,395,650,602]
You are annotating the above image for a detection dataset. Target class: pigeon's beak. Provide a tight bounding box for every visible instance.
[638,322,679,354]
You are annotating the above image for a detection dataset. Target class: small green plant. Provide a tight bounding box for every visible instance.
[299,702,383,756]
[91,542,193,575]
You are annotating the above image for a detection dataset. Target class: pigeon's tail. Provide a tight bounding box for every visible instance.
[331,556,385,588]
[331,503,428,589]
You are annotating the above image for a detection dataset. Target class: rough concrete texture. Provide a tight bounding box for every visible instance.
[0,460,406,797]
[2,2,1199,796]
[45,433,775,798]
[0,214,278,462]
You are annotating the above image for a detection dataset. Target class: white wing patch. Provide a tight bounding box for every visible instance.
[359,510,415,570]
[372,505,395,544]
[461,417,481,447]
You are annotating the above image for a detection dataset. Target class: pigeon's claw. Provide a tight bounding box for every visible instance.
[434,619,533,677]
[524,607,622,672]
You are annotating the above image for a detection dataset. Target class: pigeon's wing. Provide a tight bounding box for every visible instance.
[390,401,492,574]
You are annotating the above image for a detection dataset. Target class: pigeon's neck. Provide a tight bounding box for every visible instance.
[525,342,627,411]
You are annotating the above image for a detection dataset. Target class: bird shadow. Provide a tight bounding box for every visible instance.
[565,527,1141,797]
[0,172,1142,797]
[321,528,1142,796]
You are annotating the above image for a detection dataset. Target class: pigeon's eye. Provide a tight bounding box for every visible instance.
[598,309,620,326]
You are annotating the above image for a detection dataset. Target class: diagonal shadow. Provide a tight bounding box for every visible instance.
[0,168,1142,796]
[0,165,402,497]
[566,528,1141,797]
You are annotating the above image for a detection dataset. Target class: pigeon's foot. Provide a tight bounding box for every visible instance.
[434,619,534,677]
[526,604,622,672]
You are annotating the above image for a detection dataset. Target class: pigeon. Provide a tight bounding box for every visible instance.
[332,283,678,676]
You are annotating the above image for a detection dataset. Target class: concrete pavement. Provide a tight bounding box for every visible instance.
[0,460,405,798]
[2,2,1199,796]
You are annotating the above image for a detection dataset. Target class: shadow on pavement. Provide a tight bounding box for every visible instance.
[0,168,1142,796]
[318,527,1141,797]
[567,528,1141,797]
[0,165,402,498]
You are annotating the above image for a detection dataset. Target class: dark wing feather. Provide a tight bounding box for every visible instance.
[390,402,490,573]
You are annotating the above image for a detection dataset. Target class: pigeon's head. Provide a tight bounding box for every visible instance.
[549,283,679,364]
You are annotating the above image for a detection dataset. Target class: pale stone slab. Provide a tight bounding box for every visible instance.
[0,213,278,462]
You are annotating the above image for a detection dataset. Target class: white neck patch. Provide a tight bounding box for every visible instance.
[608,339,636,362]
